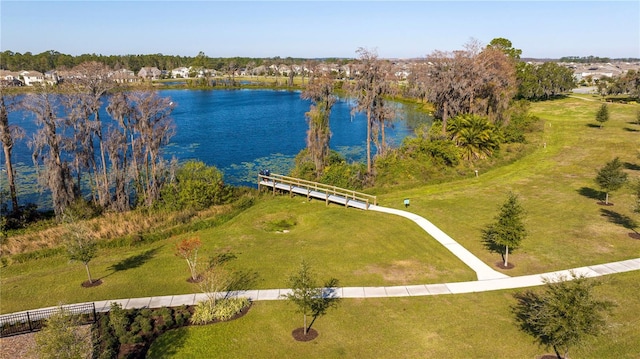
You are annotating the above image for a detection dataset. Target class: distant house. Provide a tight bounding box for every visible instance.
[138,67,162,80]
[20,71,45,86]
[0,70,23,86]
[171,67,190,79]
[44,70,59,85]
[111,69,139,84]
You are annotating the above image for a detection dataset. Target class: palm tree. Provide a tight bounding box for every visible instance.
[447,114,502,161]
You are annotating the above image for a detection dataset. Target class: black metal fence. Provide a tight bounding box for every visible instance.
[0,303,97,337]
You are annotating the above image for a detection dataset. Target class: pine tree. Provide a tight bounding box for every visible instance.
[595,103,609,128]
[595,157,628,205]
[482,193,527,267]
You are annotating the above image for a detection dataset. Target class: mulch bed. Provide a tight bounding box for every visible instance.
[186,275,203,283]
[597,201,614,206]
[628,232,640,240]
[81,279,103,288]
[494,262,515,270]
[291,328,318,342]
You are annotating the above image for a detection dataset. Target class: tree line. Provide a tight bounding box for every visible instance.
[0,49,325,74]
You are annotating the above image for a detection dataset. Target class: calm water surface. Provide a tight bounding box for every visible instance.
[3,89,430,208]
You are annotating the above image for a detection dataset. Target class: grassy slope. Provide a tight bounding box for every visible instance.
[0,197,474,314]
[376,96,640,276]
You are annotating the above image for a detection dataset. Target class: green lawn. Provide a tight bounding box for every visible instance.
[375,97,640,276]
[147,271,640,358]
[1,196,474,314]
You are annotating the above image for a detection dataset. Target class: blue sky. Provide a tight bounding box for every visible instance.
[1,1,638,59]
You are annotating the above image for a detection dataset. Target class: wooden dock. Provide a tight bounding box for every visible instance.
[258,173,377,210]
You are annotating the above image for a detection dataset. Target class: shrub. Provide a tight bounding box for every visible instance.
[108,303,130,343]
[191,301,216,325]
[191,297,251,325]
[65,198,102,220]
[213,297,251,321]
[159,160,233,211]
[93,315,119,359]
[173,305,191,327]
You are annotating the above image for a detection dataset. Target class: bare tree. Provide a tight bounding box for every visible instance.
[423,48,476,133]
[422,39,516,131]
[105,91,134,211]
[127,91,175,207]
[107,91,138,209]
[349,48,395,174]
[301,74,335,177]
[25,88,76,218]
[62,62,116,208]
[0,90,24,212]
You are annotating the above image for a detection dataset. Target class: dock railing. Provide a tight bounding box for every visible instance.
[258,173,377,209]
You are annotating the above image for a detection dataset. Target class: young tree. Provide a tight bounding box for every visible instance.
[197,252,237,307]
[512,272,615,359]
[301,74,336,177]
[595,103,609,128]
[595,157,628,205]
[175,237,202,282]
[284,260,340,336]
[35,307,92,359]
[64,215,98,285]
[482,192,527,267]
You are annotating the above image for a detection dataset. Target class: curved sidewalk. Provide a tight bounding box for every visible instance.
[369,205,509,281]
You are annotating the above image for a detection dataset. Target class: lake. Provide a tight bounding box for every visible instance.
[2,89,431,208]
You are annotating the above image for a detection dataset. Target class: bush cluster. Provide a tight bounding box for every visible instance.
[92,303,191,359]
[291,149,370,189]
[190,297,251,325]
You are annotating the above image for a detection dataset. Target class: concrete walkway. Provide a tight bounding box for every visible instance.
[370,205,509,280]
[82,257,639,312]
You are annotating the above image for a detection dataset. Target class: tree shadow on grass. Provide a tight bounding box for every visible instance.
[145,326,189,359]
[586,123,603,129]
[108,247,161,273]
[623,127,639,132]
[577,187,602,201]
[624,162,640,171]
[600,209,639,234]
[225,270,261,298]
